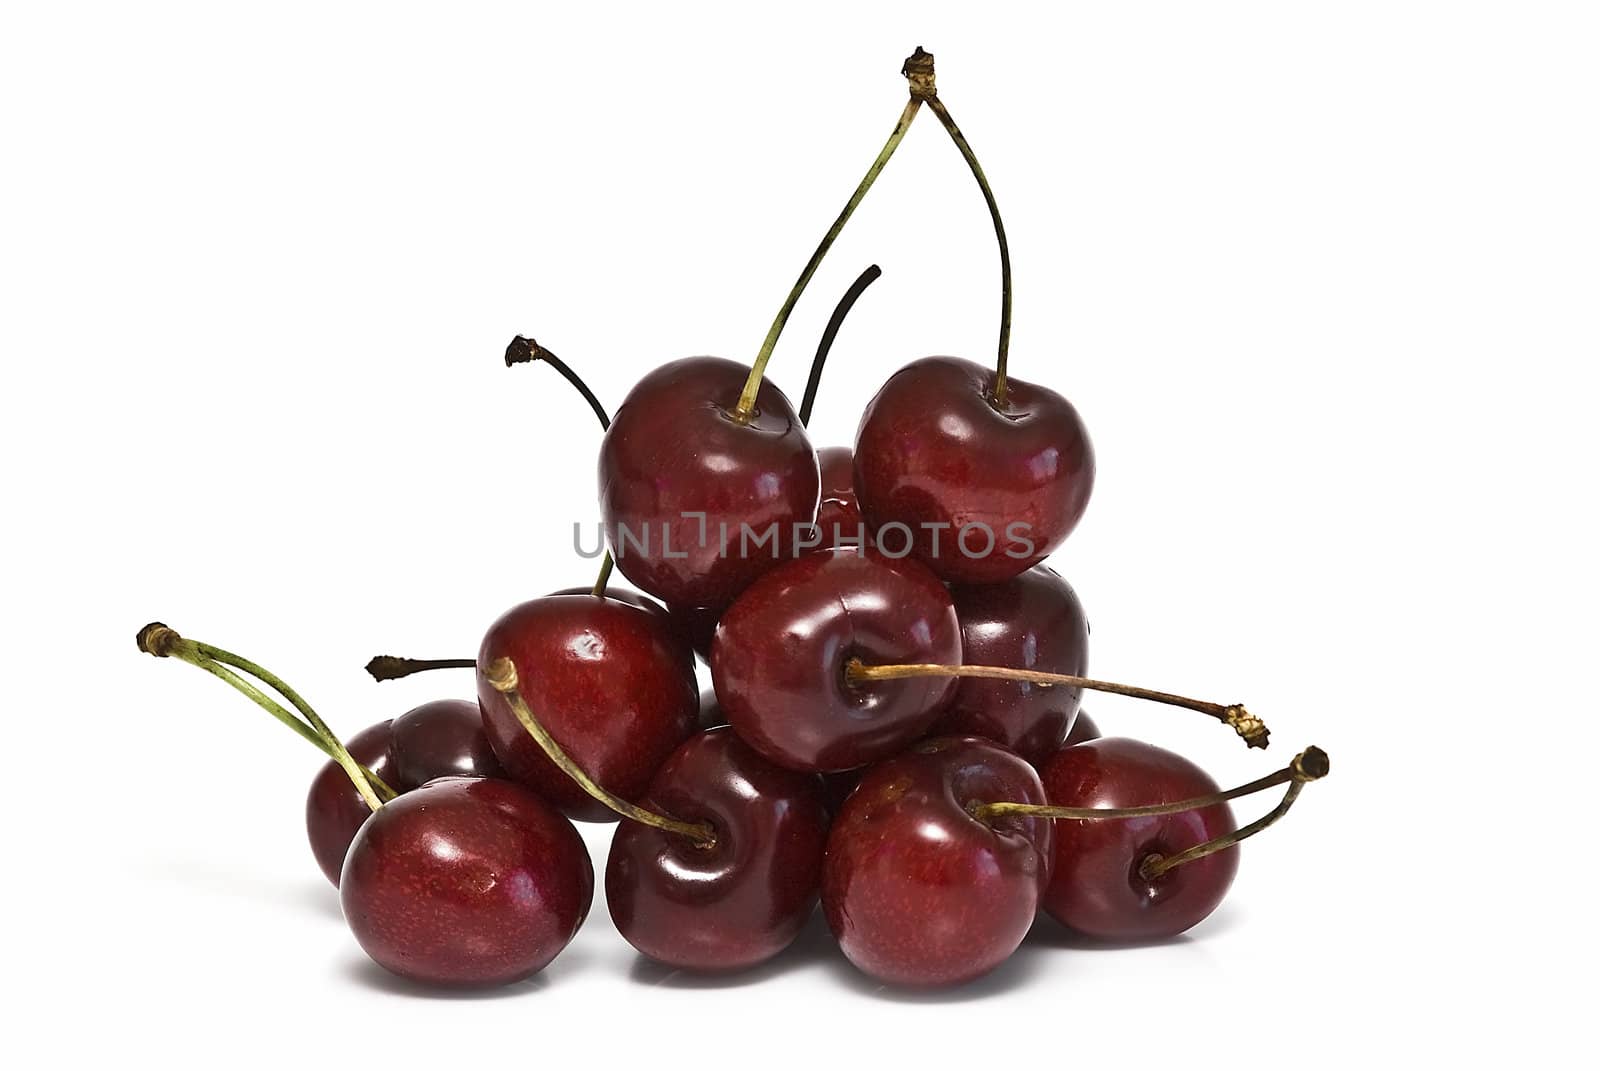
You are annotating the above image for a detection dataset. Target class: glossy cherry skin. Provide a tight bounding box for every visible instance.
[711,545,962,772]
[822,736,1054,987]
[606,727,830,971]
[305,700,504,886]
[547,584,694,663]
[854,356,1095,583]
[1063,708,1100,746]
[934,565,1090,764]
[599,357,821,607]
[476,595,699,822]
[1038,737,1238,941]
[341,777,593,987]
[813,445,868,550]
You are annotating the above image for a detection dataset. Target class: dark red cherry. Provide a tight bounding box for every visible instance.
[820,769,862,815]
[813,445,867,550]
[1064,709,1100,746]
[934,565,1090,763]
[307,721,395,886]
[1038,737,1238,941]
[854,356,1094,583]
[341,777,593,987]
[822,736,1054,987]
[606,727,830,971]
[710,545,962,772]
[476,595,699,822]
[598,357,821,607]
[305,700,504,886]
[389,698,505,790]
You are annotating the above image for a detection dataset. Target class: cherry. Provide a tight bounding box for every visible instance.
[667,601,722,663]
[1064,708,1100,746]
[606,727,830,971]
[1029,739,1329,941]
[813,445,867,550]
[822,736,1053,987]
[854,356,1094,583]
[598,357,820,608]
[710,545,962,772]
[306,699,503,886]
[341,776,593,987]
[934,564,1090,762]
[476,594,698,822]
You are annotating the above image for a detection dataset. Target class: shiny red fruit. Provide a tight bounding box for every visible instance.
[1038,737,1238,941]
[813,445,867,550]
[822,736,1054,986]
[476,595,698,822]
[606,727,830,971]
[1063,709,1100,746]
[935,565,1090,763]
[305,699,503,886]
[710,545,961,772]
[598,357,820,607]
[341,777,592,987]
[854,356,1094,583]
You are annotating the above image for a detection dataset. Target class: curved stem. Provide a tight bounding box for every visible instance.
[975,747,1329,880]
[137,623,392,807]
[365,655,476,682]
[845,658,1270,749]
[733,90,925,421]
[924,95,1012,406]
[504,336,611,430]
[503,335,616,594]
[800,264,883,426]
[484,656,716,847]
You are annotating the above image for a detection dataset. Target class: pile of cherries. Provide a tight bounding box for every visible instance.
[140,48,1327,990]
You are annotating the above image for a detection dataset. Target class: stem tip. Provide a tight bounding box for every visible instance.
[902,46,937,100]
[1294,746,1330,781]
[505,335,540,367]
[1225,705,1270,749]
[137,621,180,657]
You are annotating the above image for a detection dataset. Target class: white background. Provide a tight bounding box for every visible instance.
[3,1,1594,1066]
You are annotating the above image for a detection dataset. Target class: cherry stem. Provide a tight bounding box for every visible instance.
[923,88,1013,407]
[974,747,1329,880]
[137,622,393,807]
[504,334,615,595]
[733,49,936,422]
[484,656,717,847]
[844,658,1270,749]
[799,264,883,426]
[365,655,475,682]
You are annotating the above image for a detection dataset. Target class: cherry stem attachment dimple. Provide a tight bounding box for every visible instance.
[484,656,717,848]
[137,622,393,807]
[844,658,1269,749]
[365,655,476,682]
[973,747,1329,880]
[799,264,883,426]
[732,50,935,423]
[505,335,617,595]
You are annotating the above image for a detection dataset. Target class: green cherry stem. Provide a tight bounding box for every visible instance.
[732,48,937,422]
[504,334,616,595]
[137,622,393,806]
[799,264,883,426]
[485,656,717,847]
[844,657,1270,749]
[973,747,1330,879]
[914,48,1014,407]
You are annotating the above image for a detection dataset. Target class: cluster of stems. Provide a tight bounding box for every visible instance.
[136,623,392,810]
